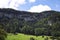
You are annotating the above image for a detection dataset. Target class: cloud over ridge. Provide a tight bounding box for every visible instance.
[0,0,52,12]
[28,4,51,12]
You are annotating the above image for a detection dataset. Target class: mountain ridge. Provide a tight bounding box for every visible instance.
[0,8,60,13]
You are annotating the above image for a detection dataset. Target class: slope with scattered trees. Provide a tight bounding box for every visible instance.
[0,8,60,37]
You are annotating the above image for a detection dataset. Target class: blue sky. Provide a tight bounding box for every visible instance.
[0,0,60,12]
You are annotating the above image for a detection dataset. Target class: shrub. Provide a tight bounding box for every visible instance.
[0,29,7,40]
[30,37,35,40]
[42,35,44,38]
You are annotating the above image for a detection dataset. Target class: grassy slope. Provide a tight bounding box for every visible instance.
[6,33,51,40]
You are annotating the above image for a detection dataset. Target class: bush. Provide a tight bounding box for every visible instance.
[0,29,7,40]
[57,37,60,40]
[0,35,5,40]
[30,37,35,40]
[50,36,56,39]
[42,35,44,38]
[35,28,45,36]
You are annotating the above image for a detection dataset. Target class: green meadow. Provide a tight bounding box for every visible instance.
[6,33,52,40]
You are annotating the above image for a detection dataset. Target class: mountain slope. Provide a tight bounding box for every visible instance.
[0,8,60,36]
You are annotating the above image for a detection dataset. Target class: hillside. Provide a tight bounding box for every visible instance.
[0,8,60,36]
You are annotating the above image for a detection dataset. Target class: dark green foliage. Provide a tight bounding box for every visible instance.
[0,35,5,40]
[21,25,34,35]
[56,37,60,40]
[30,37,35,40]
[42,35,44,38]
[50,36,56,39]
[0,29,7,40]
[50,37,60,40]
[35,28,46,36]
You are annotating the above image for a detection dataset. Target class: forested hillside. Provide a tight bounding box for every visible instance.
[0,8,60,37]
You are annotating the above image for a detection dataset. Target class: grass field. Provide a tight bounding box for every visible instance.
[6,33,52,40]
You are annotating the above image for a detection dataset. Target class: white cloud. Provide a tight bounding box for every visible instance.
[28,4,51,12]
[8,0,26,10]
[0,0,26,10]
[29,0,36,3]
[0,0,9,8]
